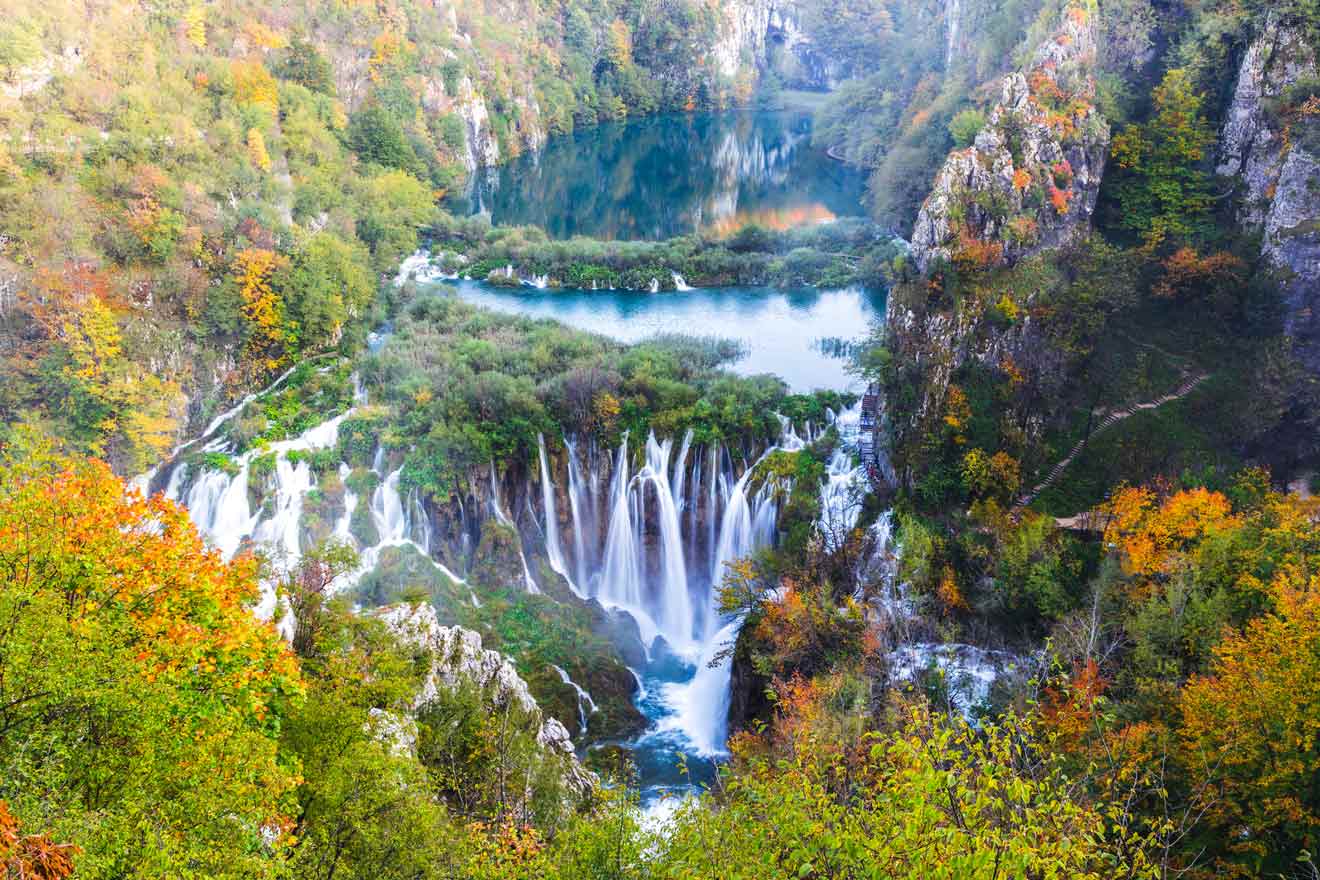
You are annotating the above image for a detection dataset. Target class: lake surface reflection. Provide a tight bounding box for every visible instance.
[461,111,869,241]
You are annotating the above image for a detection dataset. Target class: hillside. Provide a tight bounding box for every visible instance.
[3,0,1320,876]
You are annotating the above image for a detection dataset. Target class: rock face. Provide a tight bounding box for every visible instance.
[1218,21,1320,375]
[717,0,841,90]
[454,76,502,171]
[379,603,595,799]
[910,6,1109,272]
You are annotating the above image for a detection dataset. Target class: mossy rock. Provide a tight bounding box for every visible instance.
[353,543,466,620]
[468,519,525,592]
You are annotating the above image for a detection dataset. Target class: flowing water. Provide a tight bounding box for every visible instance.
[461,110,868,240]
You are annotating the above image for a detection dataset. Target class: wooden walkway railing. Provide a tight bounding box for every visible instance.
[1015,373,1209,511]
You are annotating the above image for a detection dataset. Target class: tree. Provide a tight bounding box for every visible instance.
[353,169,435,270]
[274,232,374,352]
[231,59,280,115]
[247,127,272,172]
[1179,571,1320,874]
[348,104,425,178]
[0,802,76,879]
[0,439,301,876]
[0,22,42,82]
[800,0,896,70]
[948,108,986,146]
[605,20,632,69]
[1110,68,1215,248]
[233,247,291,370]
[657,701,1161,878]
[279,38,336,95]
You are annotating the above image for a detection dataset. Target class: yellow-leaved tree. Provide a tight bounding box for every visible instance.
[0,436,303,876]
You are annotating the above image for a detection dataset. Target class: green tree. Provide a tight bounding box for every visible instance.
[0,22,41,81]
[353,169,435,270]
[949,108,986,147]
[349,104,426,178]
[275,232,374,352]
[278,37,336,95]
[1109,68,1215,247]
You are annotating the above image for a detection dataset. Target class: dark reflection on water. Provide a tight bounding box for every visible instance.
[442,279,887,393]
[459,111,870,241]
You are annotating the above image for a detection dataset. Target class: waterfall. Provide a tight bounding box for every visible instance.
[593,434,697,650]
[670,429,693,512]
[334,463,357,543]
[160,377,880,762]
[565,437,594,591]
[671,272,693,291]
[370,468,409,543]
[348,464,468,591]
[252,456,314,560]
[710,465,755,595]
[552,664,598,733]
[657,617,741,756]
[538,433,580,596]
[944,0,961,67]
[490,462,540,594]
[648,277,660,293]
[818,399,867,548]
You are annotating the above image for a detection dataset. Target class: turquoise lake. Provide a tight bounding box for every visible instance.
[442,279,885,393]
[460,110,870,240]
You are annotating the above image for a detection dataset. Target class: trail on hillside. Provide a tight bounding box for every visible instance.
[1016,373,1210,510]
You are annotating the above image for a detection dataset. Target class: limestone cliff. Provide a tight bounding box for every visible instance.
[882,6,1107,487]
[717,0,842,91]
[1218,21,1320,375]
[378,602,596,800]
[909,6,1109,272]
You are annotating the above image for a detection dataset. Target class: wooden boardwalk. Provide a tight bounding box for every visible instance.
[1015,373,1210,511]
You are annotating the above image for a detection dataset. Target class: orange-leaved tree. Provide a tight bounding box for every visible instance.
[0,434,302,877]
[0,801,76,880]
[1178,570,1320,876]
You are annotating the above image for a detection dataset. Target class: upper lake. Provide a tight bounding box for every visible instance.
[460,110,870,240]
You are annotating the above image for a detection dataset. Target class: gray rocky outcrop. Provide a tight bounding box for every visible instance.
[910,6,1109,271]
[378,602,596,799]
[1218,21,1320,375]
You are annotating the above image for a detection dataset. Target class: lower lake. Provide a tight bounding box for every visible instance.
[441,279,886,393]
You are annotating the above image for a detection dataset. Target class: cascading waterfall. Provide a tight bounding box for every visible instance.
[162,370,853,765]
[655,453,780,756]
[552,664,598,733]
[162,395,468,623]
[944,0,961,67]
[818,399,867,547]
[543,421,797,759]
[538,433,578,596]
[597,434,697,651]
[163,410,352,620]
[491,462,540,594]
[564,437,595,591]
